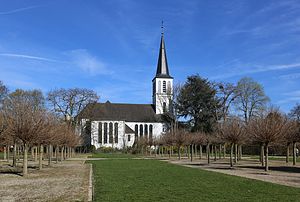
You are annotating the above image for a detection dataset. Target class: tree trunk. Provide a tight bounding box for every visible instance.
[13,142,17,167]
[260,144,264,167]
[187,146,190,159]
[34,146,38,162]
[223,144,226,158]
[178,146,181,160]
[207,144,210,164]
[265,143,269,172]
[234,144,238,164]
[230,143,234,167]
[48,144,52,166]
[60,146,64,162]
[219,144,222,159]
[293,142,297,166]
[7,145,10,163]
[3,146,7,160]
[238,145,242,160]
[39,144,43,170]
[23,143,28,177]
[190,144,193,162]
[195,145,197,157]
[214,145,217,161]
[55,146,58,163]
[286,143,290,163]
[199,145,202,159]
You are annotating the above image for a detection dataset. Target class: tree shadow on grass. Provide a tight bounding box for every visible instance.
[240,165,300,174]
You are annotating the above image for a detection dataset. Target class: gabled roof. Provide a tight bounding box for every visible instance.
[153,34,173,80]
[125,124,135,134]
[77,101,163,122]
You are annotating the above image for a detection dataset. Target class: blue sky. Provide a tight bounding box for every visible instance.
[0,0,299,112]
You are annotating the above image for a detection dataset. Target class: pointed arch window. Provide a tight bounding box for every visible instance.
[104,123,108,143]
[98,122,102,143]
[135,124,138,141]
[167,81,171,93]
[158,81,161,93]
[140,124,143,137]
[114,123,118,143]
[144,124,148,138]
[109,122,113,143]
[149,125,153,142]
[163,81,166,93]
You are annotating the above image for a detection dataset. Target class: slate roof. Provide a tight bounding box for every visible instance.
[125,124,135,134]
[153,34,173,80]
[77,101,163,122]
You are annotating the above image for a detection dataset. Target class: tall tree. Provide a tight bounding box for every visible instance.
[47,88,99,125]
[176,75,219,132]
[215,82,237,122]
[234,77,269,124]
[289,103,300,121]
[0,80,9,106]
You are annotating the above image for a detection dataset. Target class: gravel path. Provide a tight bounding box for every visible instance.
[168,157,300,188]
[0,158,90,201]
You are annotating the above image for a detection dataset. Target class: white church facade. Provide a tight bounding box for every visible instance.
[77,33,173,149]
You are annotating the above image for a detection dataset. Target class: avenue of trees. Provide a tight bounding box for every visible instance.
[133,75,300,172]
[0,81,99,176]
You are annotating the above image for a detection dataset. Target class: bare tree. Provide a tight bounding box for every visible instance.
[284,120,300,165]
[47,88,99,125]
[173,129,187,160]
[215,82,237,122]
[219,119,246,167]
[234,77,269,124]
[247,110,286,171]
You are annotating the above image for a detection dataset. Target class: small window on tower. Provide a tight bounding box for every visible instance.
[163,81,166,93]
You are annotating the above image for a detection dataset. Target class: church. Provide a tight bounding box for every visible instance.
[77,32,174,149]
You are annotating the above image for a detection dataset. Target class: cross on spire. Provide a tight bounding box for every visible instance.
[161,20,164,36]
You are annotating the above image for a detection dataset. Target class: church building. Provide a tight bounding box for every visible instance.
[77,32,173,149]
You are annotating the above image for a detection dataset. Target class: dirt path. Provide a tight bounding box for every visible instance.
[168,157,300,188]
[0,157,90,201]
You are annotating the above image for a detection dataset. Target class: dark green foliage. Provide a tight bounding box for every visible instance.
[89,159,300,202]
[176,75,219,132]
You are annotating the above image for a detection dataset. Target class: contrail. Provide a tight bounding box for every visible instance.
[0,5,42,15]
[0,53,59,62]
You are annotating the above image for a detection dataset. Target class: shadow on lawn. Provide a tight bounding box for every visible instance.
[240,165,300,173]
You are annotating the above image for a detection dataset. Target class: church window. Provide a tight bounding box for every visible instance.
[104,123,108,143]
[98,122,102,143]
[140,124,143,137]
[167,81,171,93]
[135,124,138,141]
[149,124,153,142]
[158,81,161,93]
[163,81,166,93]
[163,102,166,113]
[109,122,113,143]
[114,123,118,143]
[128,135,131,142]
[144,124,148,138]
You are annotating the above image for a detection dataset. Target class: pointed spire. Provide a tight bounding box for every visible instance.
[155,22,172,79]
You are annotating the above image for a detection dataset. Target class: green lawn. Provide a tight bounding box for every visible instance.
[89,158,300,202]
[89,152,142,159]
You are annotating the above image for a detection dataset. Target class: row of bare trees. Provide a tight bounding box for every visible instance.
[0,81,98,176]
[149,109,300,172]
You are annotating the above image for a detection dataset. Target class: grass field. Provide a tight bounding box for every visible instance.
[89,152,142,159]
[88,158,300,202]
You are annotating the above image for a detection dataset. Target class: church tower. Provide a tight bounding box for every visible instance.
[152,30,173,114]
